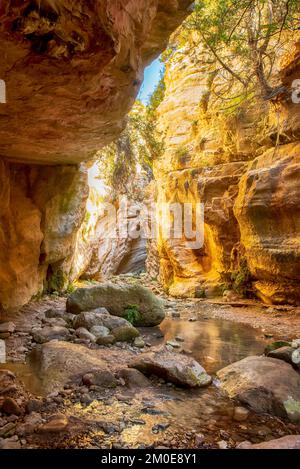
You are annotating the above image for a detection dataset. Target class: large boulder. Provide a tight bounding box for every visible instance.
[67,283,165,326]
[129,349,212,388]
[217,356,300,422]
[29,340,116,393]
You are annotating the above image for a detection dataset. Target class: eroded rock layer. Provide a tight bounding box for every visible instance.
[0,161,88,310]
[0,0,192,164]
[0,1,192,310]
[153,34,300,303]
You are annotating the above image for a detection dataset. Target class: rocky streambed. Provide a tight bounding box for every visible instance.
[1,276,300,450]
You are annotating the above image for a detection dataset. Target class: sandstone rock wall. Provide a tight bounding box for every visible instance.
[234,39,300,304]
[0,162,88,311]
[0,1,192,310]
[153,34,300,303]
[0,0,192,164]
[81,200,148,281]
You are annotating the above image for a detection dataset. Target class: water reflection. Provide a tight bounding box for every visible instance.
[160,317,266,374]
[1,362,44,396]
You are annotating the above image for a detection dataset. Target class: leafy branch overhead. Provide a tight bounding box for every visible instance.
[184,0,299,101]
[95,72,166,197]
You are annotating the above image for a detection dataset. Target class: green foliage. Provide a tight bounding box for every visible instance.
[195,288,206,299]
[185,0,300,101]
[219,258,252,297]
[46,269,67,294]
[147,71,166,113]
[124,304,140,325]
[231,259,252,295]
[96,72,166,198]
[174,146,190,162]
[66,283,76,294]
[265,341,290,354]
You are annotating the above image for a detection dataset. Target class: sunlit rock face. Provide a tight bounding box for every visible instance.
[234,42,300,305]
[81,200,147,280]
[153,33,300,303]
[156,163,247,298]
[153,39,257,297]
[73,163,150,281]
[0,0,192,164]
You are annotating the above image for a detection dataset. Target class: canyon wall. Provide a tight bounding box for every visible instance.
[73,164,150,282]
[153,35,300,304]
[0,161,88,310]
[0,0,192,311]
[0,0,192,164]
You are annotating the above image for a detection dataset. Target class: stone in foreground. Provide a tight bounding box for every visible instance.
[32,326,71,344]
[73,310,139,343]
[217,356,300,421]
[129,349,212,388]
[67,282,165,326]
[117,368,151,389]
[267,346,300,369]
[29,341,116,393]
[238,435,300,449]
[39,414,68,434]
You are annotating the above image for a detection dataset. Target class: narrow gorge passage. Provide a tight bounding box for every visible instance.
[1,0,300,455]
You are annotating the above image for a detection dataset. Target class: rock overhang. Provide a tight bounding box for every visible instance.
[0,0,192,165]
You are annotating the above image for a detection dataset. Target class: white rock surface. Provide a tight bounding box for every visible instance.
[0,339,6,363]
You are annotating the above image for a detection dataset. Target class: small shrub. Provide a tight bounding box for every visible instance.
[219,259,252,297]
[195,288,206,299]
[174,145,189,160]
[66,283,76,294]
[124,304,140,325]
[231,259,251,296]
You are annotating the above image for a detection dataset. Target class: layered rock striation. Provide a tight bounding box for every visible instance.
[152,34,300,303]
[0,0,192,164]
[0,1,192,311]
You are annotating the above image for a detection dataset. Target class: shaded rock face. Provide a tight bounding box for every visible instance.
[82,200,148,281]
[0,161,43,310]
[0,161,88,310]
[0,0,192,164]
[217,356,300,422]
[235,143,300,305]
[66,282,165,326]
[0,2,192,311]
[151,33,300,303]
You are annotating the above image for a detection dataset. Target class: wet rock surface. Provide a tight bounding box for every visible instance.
[130,349,212,388]
[217,356,300,421]
[0,278,300,449]
[28,341,117,393]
